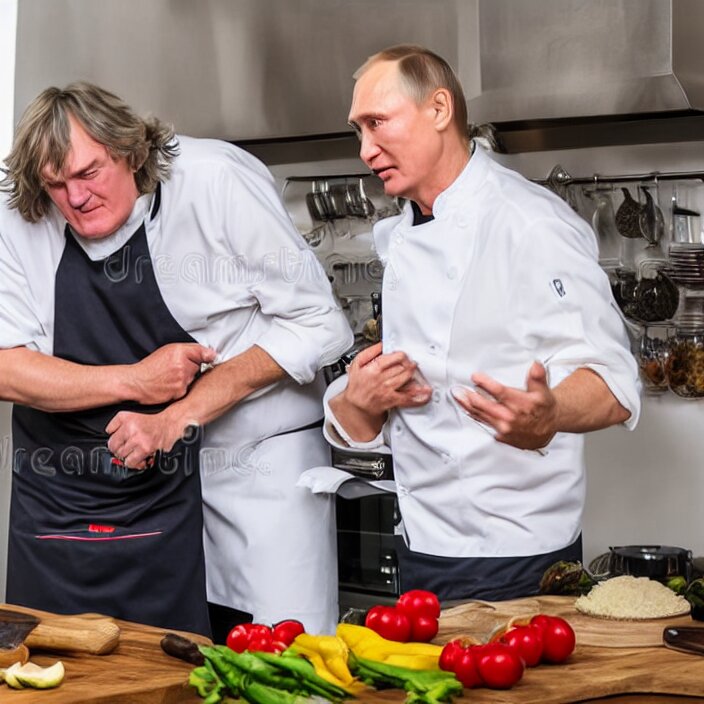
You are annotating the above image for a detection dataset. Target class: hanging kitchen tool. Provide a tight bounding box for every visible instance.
[639,186,665,244]
[587,184,622,266]
[615,187,644,238]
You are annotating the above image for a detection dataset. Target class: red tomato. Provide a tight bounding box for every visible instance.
[226,623,253,653]
[409,614,439,643]
[397,589,441,619]
[540,616,576,663]
[475,643,524,689]
[501,625,544,667]
[248,623,273,639]
[453,648,483,688]
[272,619,306,646]
[439,640,465,672]
[364,605,412,642]
[529,614,553,633]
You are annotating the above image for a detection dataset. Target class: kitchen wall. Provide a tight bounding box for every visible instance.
[0,0,18,601]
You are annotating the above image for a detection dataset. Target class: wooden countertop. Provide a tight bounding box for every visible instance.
[3,598,704,703]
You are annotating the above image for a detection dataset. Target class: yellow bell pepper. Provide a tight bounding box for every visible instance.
[289,633,366,694]
[335,623,443,669]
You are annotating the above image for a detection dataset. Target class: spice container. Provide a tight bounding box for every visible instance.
[666,295,704,398]
[637,324,672,394]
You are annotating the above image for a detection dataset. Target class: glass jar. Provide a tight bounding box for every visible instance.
[637,324,672,394]
[666,294,704,398]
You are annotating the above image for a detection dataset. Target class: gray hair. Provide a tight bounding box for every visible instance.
[0,81,179,223]
[354,44,470,144]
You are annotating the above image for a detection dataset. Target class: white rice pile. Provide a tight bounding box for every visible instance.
[574,575,690,619]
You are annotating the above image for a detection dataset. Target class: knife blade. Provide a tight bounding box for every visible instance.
[663,626,704,655]
[0,609,40,650]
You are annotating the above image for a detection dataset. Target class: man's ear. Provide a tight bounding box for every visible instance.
[430,88,454,132]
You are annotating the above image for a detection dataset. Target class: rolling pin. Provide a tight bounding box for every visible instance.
[24,614,120,655]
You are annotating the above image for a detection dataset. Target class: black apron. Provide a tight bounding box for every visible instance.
[7,191,211,636]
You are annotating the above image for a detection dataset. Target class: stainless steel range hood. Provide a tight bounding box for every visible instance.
[469,0,704,125]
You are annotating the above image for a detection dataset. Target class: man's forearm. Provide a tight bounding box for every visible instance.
[160,345,287,431]
[553,367,631,433]
[0,347,135,411]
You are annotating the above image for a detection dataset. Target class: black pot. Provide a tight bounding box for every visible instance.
[609,545,692,582]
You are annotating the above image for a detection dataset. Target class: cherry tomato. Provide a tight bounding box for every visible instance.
[439,639,465,672]
[529,614,553,633]
[272,619,306,646]
[397,589,441,619]
[248,634,275,652]
[365,605,412,642]
[453,648,483,688]
[409,614,439,642]
[248,623,273,640]
[226,623,253,653]
[501,625,544,667]
[475,643,524,689]
[540,616,576,663]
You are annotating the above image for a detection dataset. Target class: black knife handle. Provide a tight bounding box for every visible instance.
[663,626,704,655]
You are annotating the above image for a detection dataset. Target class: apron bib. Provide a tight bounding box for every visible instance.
[7,190,210,635]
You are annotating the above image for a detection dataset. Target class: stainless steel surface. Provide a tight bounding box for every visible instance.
[14,0,468,141]
[470,0,704,124]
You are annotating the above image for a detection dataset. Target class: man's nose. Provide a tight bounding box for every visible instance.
[65,180,90,208]
[359,131,380,165]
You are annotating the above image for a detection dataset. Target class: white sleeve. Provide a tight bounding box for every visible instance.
[221,154,353,384]
[0,227,45,350]
[512,216,642,429]
[322,373,390,451]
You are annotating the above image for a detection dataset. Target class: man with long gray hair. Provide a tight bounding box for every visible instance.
[0,82,352,637]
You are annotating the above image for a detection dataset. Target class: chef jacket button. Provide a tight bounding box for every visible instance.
[432,389,441,404]
[394,423,403,435]
[429,343,439,355]
[397,484,409,496]
[447,266,458,280]
[441,452,453,464]
[455,214,468,228]
[395,232,405,244]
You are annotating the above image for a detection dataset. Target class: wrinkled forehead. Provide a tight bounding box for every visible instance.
[349,60,404,118]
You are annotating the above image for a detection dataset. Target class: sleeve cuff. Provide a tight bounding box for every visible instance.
[322,374,387,450]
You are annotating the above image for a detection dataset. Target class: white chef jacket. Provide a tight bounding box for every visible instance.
[0,136,353,631]
[325,143,640,560]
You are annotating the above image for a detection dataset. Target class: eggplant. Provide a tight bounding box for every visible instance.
[160,632,205,665]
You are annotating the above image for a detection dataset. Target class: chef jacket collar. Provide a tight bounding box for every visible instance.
[431,139,489,219]
[65,190,155,261]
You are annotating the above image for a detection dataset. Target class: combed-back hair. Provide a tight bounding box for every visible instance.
[354,44,470,143]
[1,81,179,222]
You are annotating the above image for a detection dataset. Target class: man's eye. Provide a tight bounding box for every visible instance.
[82,170,97,179]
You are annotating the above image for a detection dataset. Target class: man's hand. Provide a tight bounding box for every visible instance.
[344,342,432,416]
[125,343,216,405]
[106,408,193,469]
[328,343,432,443]
[453,361,558,451]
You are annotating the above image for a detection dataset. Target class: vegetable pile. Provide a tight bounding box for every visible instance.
[438,613,575,690]
[188,592,579,704]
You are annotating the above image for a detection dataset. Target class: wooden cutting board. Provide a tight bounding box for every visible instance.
[439,594,697,648]
[0,603,209,703]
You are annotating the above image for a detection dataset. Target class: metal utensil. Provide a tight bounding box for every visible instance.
[0,609,39,651]
[639,186,665,244]
[615,187,644,238]
[589,190,622,265]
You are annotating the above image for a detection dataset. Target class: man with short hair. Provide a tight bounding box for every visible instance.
[1,82,352,636]
[326,45,640,601]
